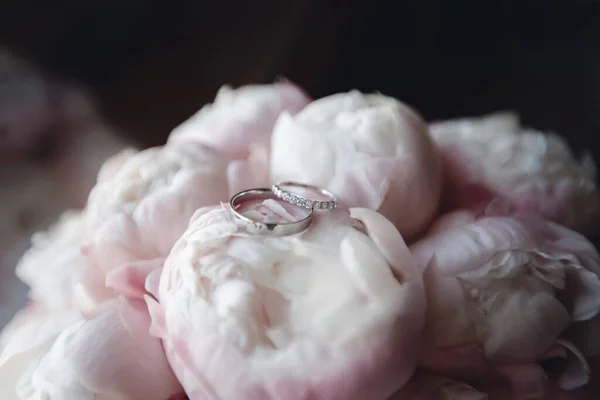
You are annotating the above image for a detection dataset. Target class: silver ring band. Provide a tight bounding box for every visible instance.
[272,182,338,211]
[229,188,313,236]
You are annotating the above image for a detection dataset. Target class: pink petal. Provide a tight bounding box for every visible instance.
[227,144,270,195]
[19,298,183,400]
[542,340,591,391]
[389,371,487,400]
[106,258,165,298]
[0,304,81,399]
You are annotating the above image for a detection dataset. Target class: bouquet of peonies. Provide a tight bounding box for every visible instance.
[1,82,599,400]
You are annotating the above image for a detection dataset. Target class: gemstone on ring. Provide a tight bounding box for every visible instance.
[271,182,338,211]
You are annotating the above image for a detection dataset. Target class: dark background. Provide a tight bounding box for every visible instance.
[1,0,599,159]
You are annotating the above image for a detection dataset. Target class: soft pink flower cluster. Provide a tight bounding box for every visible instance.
[0,49,128,328]
[1,83,599,400]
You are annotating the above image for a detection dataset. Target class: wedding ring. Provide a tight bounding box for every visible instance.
[229,188,313,236]
[272,182,338,211]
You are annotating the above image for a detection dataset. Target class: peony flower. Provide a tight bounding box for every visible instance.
[410,210,600,398]
[6,205,117,320]
[15,211,87,312]
[270,90,442,240]
[168,81,311,161]
[81,141,231,309]
[1,143,208,399]
[147,205,426,400]
[389,372,487,400]
[2,298,183,400]
[0,303,81,399]
[429,112,600,233]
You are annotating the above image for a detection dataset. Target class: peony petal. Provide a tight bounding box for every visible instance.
[0,304,81,400]
[421,262,479,349]
[0,304,80,366]
[561,267,600,322]
[349,207,421,282]
[227,144,270,196]
[389,372,488,400]
[144,295,168,339]
[17,298,183,400]
[482,291,570,362]
[545,340,591,391]
[145,268,163,300]
[105,258,165,298]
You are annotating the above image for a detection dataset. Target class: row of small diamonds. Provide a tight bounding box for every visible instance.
[272,185,336,210]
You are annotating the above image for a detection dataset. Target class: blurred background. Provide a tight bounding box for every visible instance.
[0,0,599,319]
[1,0,599,151]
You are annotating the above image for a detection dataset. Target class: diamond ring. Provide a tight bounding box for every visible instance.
[271,182,338,211]
[230,188,313,236]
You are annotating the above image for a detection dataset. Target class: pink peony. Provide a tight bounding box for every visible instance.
[1,207,183,399]
[0,303,81,399]
[2,298,183,400]
[81,141,231,310]
[10,139,233,317]
[147,205,425,400]
[270,91,442,240]
[168,82,311,161]
[410,210,600,398]
[430,113,600,233]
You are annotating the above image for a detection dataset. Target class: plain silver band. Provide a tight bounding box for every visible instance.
[272,181,338,211]
[229,188,313,236]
